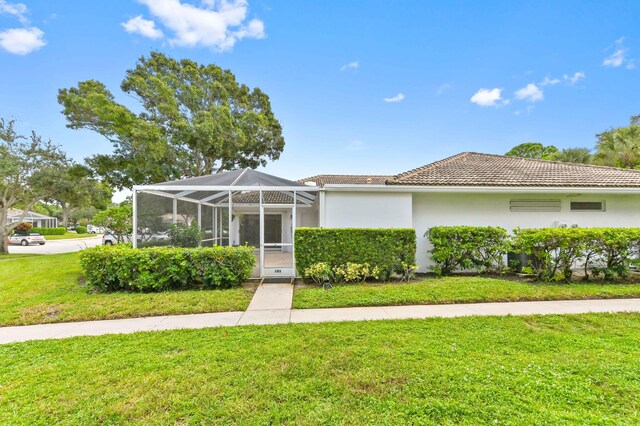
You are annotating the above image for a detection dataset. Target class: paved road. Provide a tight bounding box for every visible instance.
[7,235,102,255]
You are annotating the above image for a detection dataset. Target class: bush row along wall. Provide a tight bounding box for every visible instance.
[30,227,66,235]
[427,226,640,281]
[80,245,255,292]
[295,228,416,281]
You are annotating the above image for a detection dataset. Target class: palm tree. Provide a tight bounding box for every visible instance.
[553,147,592,164]
[593,125,640,169]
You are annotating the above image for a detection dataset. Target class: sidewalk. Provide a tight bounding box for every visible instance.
[2,294,640,345]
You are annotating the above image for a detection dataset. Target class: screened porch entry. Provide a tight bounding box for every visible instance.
[132,169,319,278]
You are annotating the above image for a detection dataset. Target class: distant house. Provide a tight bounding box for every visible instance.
[6,209,58,228]
[132,152,640,277]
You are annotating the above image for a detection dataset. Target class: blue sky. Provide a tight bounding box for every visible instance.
[1,0,639,195]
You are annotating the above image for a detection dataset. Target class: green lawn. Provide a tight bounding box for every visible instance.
[45,232,97,240]
[294,276,640,309]
[0,252,254,326]
[1,313,639,424]
[0,254,41,260]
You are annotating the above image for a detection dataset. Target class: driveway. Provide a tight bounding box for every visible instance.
[7,236,102,255]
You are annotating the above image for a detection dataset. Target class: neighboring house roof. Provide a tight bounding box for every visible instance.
[7,209,55,220]
[298,175,392,188]
[387,152,640,188]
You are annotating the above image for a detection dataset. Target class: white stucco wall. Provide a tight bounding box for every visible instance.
[322,191,413,228]
[412,192,640,272]
[319,189,640,273]
[296,199,319,228]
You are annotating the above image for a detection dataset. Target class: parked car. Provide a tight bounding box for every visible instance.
[102,232,132,245]
[149,231,170,242]
[87,224,105,234]
[9,232,46,246]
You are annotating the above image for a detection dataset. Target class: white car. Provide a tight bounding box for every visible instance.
[102,232,132,245]
[9,232,46,246]
[87,225,105,234]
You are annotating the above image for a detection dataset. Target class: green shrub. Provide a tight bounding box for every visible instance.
[295,228,416,281]
[511,227,640,282]
[31,227,66,235]
[583,228,640,280]
[426,226,510,275]
[75,225,87,234]
[304,262,333,284]
[168,223,205,247]
[332,262,380,283]
[80,245,255,292]
[511,228,586,282]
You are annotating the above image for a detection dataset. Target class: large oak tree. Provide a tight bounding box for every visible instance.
[58,52,285,189]
[0,119,68,253]
[45,164,113,227]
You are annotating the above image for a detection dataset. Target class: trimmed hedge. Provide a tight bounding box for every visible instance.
[426,226,509,275]
[75,225,87,234]
[512,227,640,281]
[295,228,416,281]
[426,226,640,282]
[31,227,66,235]
[80,245,255,292]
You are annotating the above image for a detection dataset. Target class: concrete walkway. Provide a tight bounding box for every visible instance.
[239,283,293,326]
[2,297,640,345]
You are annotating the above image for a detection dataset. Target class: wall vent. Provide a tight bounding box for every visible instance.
[510,199,561,212]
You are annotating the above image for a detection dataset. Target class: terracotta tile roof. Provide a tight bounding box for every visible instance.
[387,152,640,188]
[298,175,392,188]
[228,191,311,205]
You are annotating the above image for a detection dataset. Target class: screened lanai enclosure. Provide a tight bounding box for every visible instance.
[133,169,320,278]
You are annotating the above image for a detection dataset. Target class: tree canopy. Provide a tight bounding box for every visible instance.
[552,147,592,164]
[45,163,113,227]
[593,117,640,169]
[0,119,68,253]
[505,143,593,164]
[504,142,559,160]
[58,52,285,189]
[93,204,132,243]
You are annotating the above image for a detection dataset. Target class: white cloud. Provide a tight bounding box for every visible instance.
[603,37,631,68]
[340,61,359,71]
[132,0,265,51]
[436,83,452,95]
[122,16,163,39]
[0,0,28,24]
[564,71,585,85]
[515,83,543,102]
[0,27,46,55]
[539,76,560,86]
[470,88,502,107]
[346,139,366,151]
[384,93,405,103]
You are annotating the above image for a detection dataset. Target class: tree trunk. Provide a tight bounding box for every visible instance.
[0,230,8,254]
[62,204,71,228]
[0,206,8,254]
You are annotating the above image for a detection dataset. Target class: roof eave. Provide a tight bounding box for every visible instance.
[322,184,640,194]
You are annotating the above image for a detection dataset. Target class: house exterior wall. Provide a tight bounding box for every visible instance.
[411,192,640,272]
[320,189,640,273]
[322,191,413,228]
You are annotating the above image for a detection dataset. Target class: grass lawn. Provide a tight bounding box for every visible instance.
[0,252,254,326]
[45,232,97,240]
[294,276,640,309]
[1,313,639,424]
[0,254,41,260]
